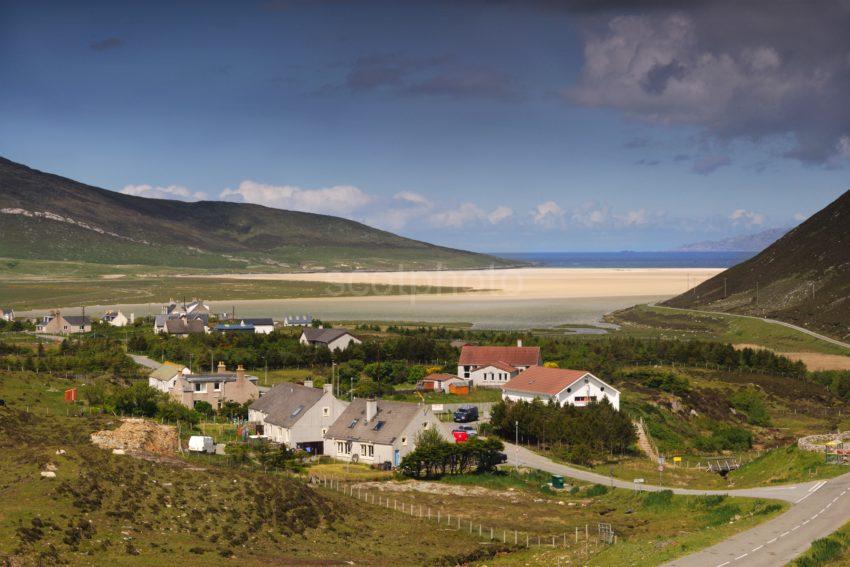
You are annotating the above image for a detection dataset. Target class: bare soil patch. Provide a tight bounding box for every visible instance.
[735,343,850,371]
[352,479,527,503]
[90,418,178,455]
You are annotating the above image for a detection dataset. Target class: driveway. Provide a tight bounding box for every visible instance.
[503,442,850,565]
[129,353,161,370]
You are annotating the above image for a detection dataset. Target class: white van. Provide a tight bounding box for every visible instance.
[188,435,215,454]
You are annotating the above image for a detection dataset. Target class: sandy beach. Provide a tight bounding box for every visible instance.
[200,267,722,301]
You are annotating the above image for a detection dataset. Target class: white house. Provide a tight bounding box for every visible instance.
[239,318,275,334]
[457,341,542,388]
[102,310,133,327]
[323,399,449,467]
[300,328,361,352]
[249,381,348,454]
[501,366,620,411]
[148,362,189,393]
[1,308,14,322]
[283,314,313,327]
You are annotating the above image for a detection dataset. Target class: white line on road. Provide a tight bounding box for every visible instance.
[717,562,730,567]
[767,538,777,544]
[734,554,748,560]
[780,531,790,537]
[752,545,764,552]
[797,481,827,503]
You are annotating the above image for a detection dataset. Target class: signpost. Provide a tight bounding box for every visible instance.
[633,478,645,492]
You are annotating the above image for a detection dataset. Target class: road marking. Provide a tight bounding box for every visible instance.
[833,497,839,503]
[791,525,800,531]
[797,481,828,503]
[734,554,748,560]
[826,502,833,509]
[717,562,730,567]
[812,514,819,520]
[803,520,810,525]
[780,531,790,537]
[767,538,777,544]
[752,545,764,552]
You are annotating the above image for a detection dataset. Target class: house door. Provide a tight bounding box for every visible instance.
[393,449,399,467]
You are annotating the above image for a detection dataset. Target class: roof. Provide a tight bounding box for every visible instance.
[215,323,254,332]
[240,318,274,326]
[2,308,13,315]
[185,372,258,384]
[301,327,353,344]
[325,399,425,445]
[165,318,205,334]
[459,345,541,367]
[284,314,312,322]
[149,362,186,382]
[63,315,91,326]
[484,361,518,373]
[422,373,463,383]
[501,366,591,396]
[249,383,325,428]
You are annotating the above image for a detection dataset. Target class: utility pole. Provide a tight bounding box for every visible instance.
[515,421,519,471]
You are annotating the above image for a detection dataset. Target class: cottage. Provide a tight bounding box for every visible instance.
[323,399,449,467]
[501,366,620,411]
[299,328,361,352]
[148,362,189,393]
[283,314,313,327]
[164,317,207,336]
[102,310,133,327]
[457,341,541,388]
[214,322,255,333]
[239,318,275,334]
[170,362,259,409]
[248,381,348,454]
[1,308,14,322]
[416,373,470,394]
[36,312,92,334]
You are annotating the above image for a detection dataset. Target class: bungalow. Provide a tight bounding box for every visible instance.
[239,318,275,334]
[164,317,207,337]
[1,308,13,322]
[501,366,620,411]
[214,322,255,333]
[36,312,92,335]
[416,373,470,394]
[248,381,348,454]
[457,341,542,388]
[283,314,313,327]
[299,328,361,352]
[170,362,259,409]
[148,362,189,393]
[323,399,449,467]
[154,312,208,334]
[102,310,133,327]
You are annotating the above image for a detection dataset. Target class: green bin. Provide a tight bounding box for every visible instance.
[551,474,565,489]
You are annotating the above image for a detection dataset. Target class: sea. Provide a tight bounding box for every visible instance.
[495,251,754,269]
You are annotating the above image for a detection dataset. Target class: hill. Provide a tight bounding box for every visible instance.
[0,157,516,272]
[664,190,850,340]
[675,227,789,252]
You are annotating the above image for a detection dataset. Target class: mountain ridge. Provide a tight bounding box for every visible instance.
[0,157,517,272]
[663,189,850,340]
[675,227,789,252]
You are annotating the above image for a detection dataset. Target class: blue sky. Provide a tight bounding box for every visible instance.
[2,0,849,252]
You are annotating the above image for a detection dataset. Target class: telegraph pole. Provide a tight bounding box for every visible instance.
[515,421,519,471]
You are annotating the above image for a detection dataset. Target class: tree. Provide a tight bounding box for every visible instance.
[113,383,163,417]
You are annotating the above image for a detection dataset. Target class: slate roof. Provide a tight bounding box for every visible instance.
[185,372,258,384]
[63,315,91,327]
[165,318,205,334]
[2,308,13,316]
[240,318,274,326]
[284,315,313,325]
[149,362,186,382]
[301,328,352,344]
[324,399,425,445]
[501,366,592,396]
[215,323,255,332]
[249,383,325,428]
[458,345,541,367]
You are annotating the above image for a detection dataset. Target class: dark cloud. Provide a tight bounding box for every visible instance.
[342,54,520,101]
[564,1,850,165]
[90,37,123,51]
[691,155,731,175]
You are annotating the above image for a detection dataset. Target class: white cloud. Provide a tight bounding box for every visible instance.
[729,208,766,227]
[620,209,650,227]
[532,201,565,228]
[487,206,514,224]
[121,184,208,201]
[571,202,611,228]
[429,203,514,229]
[219,180,372,216]
[793,212,808,222]
[393,191,432,207]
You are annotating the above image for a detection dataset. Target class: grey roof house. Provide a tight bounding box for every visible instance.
[299,328,361,352]
[323,399,449,467]
[249,381,348,454]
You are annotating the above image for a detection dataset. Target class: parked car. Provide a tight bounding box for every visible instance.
[455,425,478,437]
[188,435,215,454]
[452,430,469,443]
[453,405,478,423]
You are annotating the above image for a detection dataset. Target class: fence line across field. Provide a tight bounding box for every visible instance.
[308,474,617,551]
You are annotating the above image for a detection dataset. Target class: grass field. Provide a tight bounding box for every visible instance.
[390,386,502,404]
[610,305,850,356]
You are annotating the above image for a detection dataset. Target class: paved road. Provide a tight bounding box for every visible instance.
[129,354,161,369]
[656,305,850,351]
[504,443,850,565]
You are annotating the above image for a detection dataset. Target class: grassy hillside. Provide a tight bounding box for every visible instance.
[0,157,517,272]
[663,189,850,341]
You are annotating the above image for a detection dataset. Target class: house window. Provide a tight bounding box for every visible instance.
[402,436,408,446]
[422,422,429,429]
[359,444,374,458]
[336,441,351,455]
[213,382,221,392]
[323,407,330,417]
[321,428,328,436]
[193,383,205,393]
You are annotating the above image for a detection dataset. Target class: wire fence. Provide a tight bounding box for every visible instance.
[308,474,617,553]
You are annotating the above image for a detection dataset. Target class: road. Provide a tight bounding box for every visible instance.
[655,305,850,351]
[129,353,161,369]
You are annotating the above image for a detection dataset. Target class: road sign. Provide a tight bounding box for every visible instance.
[673,456,682,463]
[658,456,665,465]
[633,478,645,484]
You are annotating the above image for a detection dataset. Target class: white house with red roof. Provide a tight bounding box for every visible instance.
[501,366,620,410]
[457,341,542,388]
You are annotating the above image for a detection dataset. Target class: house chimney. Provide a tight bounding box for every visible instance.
[304,379,314,389]
[236,364,246,383]
[366,398,378,422]
[517,339,523,347]
[217,361,226,374]
[323,383,333,394]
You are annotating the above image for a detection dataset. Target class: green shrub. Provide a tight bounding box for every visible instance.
[642,489,673,508]
[703,503,742,527]
[729,388,771,427]
[695,494,726,509]
[584,484,609,497]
